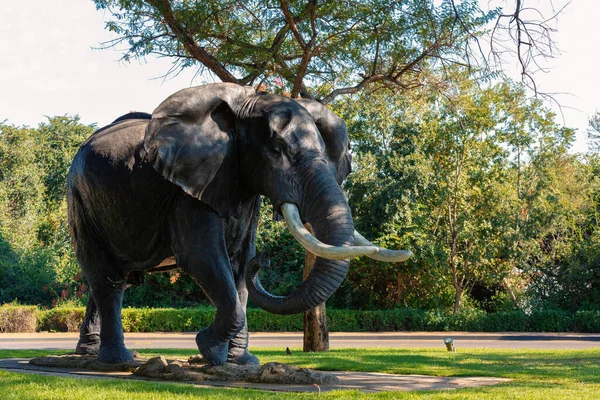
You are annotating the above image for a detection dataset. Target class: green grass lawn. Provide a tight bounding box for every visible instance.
[1,347,599,399]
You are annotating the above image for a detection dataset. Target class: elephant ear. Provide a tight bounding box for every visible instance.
[144,83,256,217]
[295,99,352,184]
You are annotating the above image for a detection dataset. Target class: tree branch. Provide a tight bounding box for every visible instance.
[146,0,239,83]
[279,0,317,98]
[321,74,388,104]
[393,43,439,80]
[279,0,307,50]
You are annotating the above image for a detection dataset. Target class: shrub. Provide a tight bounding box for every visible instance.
[327,309,359,331]
[38,307,84,332]
[528,310,574,332]
[480,310,529,332]
[122,273,208,308]
[2,304,598,333]
[247,309,303,331]
[0,305,37,332]
[422,310,448,331]
[122,307,214,332]
[393,308,426,331]
[447,308,487,331]
[574,311,600,333]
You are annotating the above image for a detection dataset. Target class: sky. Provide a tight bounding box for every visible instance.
[1,0,598,152]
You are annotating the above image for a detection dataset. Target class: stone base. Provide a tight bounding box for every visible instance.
[29,355,141,373]
[29,355,339,385]
[0,355,512,393]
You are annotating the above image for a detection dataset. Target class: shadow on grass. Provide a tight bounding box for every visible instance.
[131,348,600,383]
[253,348,600,384]
[136,347,600,384]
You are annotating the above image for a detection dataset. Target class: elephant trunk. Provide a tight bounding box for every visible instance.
[246,166,354,315]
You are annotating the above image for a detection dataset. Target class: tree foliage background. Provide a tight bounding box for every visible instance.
[2,0,597,314]
[2,77,599,312]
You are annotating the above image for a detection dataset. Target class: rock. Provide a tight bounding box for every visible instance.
[30,355,94,369]
[133,356,168,378]
[190,362,338,384]
[188,355,208,365]
[29,355,140,372]
[257,362,339,385]
[163,362,187,380]
[195,363,260,382]
[88,359,141,372]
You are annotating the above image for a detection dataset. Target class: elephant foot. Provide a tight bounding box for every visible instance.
[227,348,260,365]
[75,338,100,356]
[97,344,134,364]
[196,328,229,366]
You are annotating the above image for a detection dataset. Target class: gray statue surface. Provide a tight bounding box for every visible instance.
[67,83,410,366]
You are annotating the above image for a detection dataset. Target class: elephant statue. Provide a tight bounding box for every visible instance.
[67,83,411,366]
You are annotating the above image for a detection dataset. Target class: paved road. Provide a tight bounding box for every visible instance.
[2,332,600,351]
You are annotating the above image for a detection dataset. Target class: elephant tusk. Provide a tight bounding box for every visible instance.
[280,203,379,260]
[353,230,412,262]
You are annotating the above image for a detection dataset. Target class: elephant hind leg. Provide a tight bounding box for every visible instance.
[76,295,100,355]
[70,187,132,363]
[92,275,132,363]
[78,255,132,363]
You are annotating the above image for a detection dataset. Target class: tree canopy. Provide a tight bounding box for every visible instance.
[337,78,598,312]
[94,0,559,100]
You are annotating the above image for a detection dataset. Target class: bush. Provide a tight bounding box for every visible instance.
[2,304,599,333]
[421,309,487,331]
[480,311,529,332]
[122,273,208,308]
[573,311,600,332]
[327,309,359,331]
[122,307,214,332]
[528,310,574,332]
[38,307,84,332]
[0,305,37,332]
[247,309,303,331]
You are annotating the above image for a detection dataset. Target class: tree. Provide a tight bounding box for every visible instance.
[93,0,560,100]
[339,76,576,313]
[513,153,600,312]
[0,117,94,306]
[92,0,564,345]
[588,111,600,152]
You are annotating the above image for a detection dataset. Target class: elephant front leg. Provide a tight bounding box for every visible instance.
[192,277,245,366]
[225,197,261,365]
[170,201,245,366]
[227,285,259,365]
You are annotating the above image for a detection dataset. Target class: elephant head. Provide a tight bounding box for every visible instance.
[144,83,410,315]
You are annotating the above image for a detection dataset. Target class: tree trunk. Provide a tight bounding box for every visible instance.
[453,286,462,314]
[397,271,404,305]
[303,223,329,352]
[502,277,517,303]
